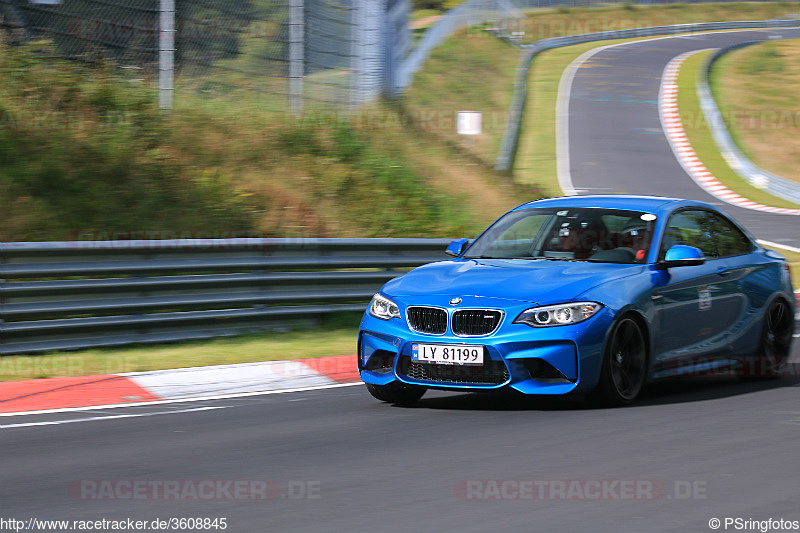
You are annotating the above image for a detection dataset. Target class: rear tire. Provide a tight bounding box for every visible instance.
[365,383,426,406]
[595,316,647,406]
[742,298,793,379]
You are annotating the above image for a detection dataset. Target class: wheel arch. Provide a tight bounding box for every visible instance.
[608,308,651,359]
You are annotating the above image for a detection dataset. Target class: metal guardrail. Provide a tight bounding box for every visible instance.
[0,238,451,355]
[494,19,800,171]
[699,42,800,205]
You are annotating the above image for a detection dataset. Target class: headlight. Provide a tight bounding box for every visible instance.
[368,293,401,320]
[514,302,602,327]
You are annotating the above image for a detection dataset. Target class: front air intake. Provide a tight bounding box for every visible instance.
[406,306,447,335]
[452,310,503,336]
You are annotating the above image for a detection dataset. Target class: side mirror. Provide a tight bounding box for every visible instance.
[445,238,470,258]
[658,245,706,269]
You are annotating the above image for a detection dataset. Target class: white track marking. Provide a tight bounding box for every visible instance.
[0,405,230,429]
[0,382,362,418]
[126,359,335,400]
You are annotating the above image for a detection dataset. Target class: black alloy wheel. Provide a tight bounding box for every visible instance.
[747,298,794,378]
[598,316,648,406]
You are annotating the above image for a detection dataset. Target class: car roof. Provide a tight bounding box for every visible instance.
[513,195,700,213]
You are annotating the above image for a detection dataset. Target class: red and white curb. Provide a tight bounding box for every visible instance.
[0,356,359,415]
[659,50,800,215]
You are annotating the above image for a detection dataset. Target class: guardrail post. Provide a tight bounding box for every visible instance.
[352,0,385,107]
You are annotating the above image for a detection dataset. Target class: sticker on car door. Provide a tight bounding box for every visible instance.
[698,287,711,311]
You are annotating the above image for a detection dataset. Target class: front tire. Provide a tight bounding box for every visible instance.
[365,383,426,406]
[596,316,648,406]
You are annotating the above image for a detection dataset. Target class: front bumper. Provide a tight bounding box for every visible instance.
[358,298,614,396]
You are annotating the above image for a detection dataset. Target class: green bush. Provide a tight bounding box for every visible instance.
[413,1,445,9]
[413,0,465,10]
[0,40,257,241]
[276,122,473,237]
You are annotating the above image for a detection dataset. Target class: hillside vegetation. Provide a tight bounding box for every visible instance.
[0,38,523,242]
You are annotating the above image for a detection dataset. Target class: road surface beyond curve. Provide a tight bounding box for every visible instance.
[564,28,800,249]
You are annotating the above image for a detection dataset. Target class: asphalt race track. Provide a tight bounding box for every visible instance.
[565,28,800,249]
[2,350,800,532]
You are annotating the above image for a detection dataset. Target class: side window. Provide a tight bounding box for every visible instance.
[660,210,717,259]
[707,212,753,257]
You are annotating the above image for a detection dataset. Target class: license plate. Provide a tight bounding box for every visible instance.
[411,343,484,366]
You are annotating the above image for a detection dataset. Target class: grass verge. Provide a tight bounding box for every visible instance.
[676,50,800,209]
[777,248,800,289]
[0,315,362,382]
[712,38,800,183]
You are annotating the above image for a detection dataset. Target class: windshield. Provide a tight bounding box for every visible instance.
[463,207,656,264]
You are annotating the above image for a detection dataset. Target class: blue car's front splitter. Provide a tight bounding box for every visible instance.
[358,308,613,396]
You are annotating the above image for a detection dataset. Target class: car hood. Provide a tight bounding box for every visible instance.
[383,259,644,305]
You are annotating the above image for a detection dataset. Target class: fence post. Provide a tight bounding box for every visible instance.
[383,0,411,99]
[351,0,384,108]
[158,0,175,109]
[289,0,304,115]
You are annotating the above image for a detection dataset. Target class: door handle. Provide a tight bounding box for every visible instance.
[716,267,730,277]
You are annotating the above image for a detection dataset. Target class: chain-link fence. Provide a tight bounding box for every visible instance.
[0,0,160,66]
[0,0,406,111]
[176,0,293,109]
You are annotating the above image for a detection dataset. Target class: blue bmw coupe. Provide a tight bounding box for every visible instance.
[358,196,795,405]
